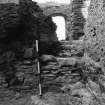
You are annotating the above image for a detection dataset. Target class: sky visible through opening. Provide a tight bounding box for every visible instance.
[52,16,65,40]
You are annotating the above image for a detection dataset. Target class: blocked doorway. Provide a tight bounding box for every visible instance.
[52,16,66,41]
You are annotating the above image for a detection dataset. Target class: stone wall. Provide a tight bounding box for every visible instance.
[84,0,105,67]
[0,0,59,87]
[71,0,85,40]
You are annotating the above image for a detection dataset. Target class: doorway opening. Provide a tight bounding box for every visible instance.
[52,16,66,41]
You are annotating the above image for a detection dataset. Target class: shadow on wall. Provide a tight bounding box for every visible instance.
[38,16,62,55]
[0,0,62,87]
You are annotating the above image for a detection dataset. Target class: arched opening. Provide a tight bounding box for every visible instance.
[52,16,66,41]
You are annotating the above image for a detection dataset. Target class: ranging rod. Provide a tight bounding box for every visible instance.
[36,40,42,96]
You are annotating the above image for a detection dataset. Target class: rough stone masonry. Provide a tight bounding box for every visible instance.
[84,0,105,69]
